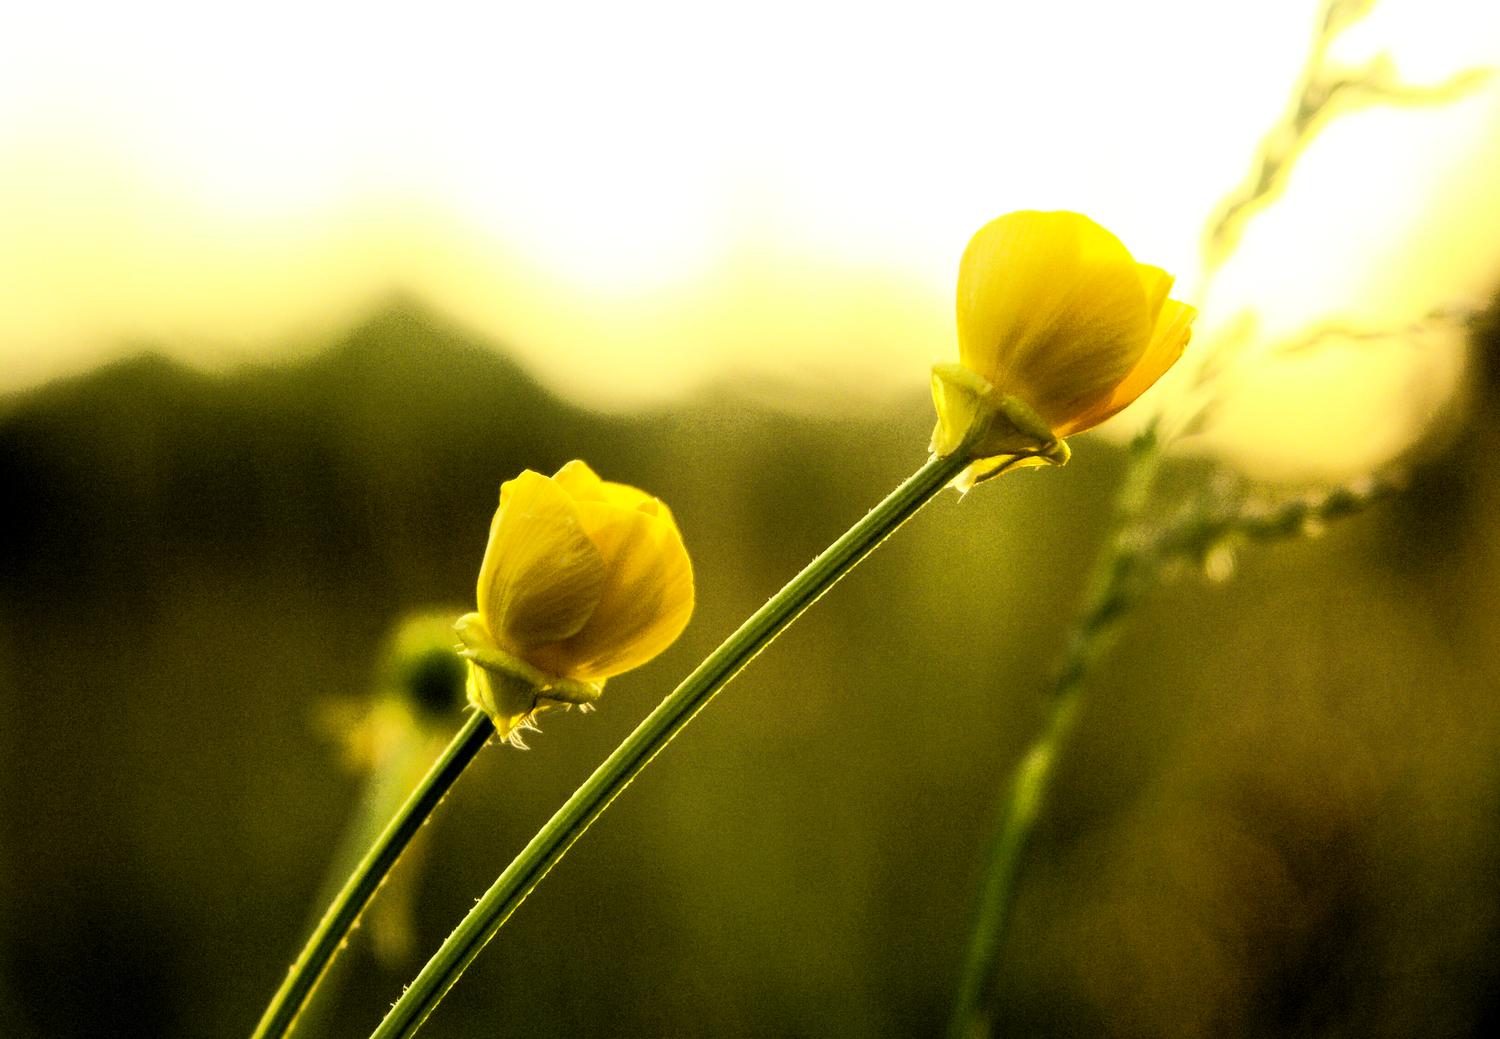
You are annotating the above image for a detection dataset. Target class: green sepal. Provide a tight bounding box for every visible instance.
[929,362,1069,467]
[454,613,603,746]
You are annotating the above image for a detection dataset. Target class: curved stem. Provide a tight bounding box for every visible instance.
[370,449,971,1039]
[251,710,495,1039]
[947,433,1163,1039]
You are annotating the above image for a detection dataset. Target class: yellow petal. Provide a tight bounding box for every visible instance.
[598,479,660,515]
[1054,298,1196,436]
[531,500,694,681]
[553,458,660,515]
[550,459,605,499]
[476,470,607,652]
[957,211,1151,430]
[1135,264,1174,327]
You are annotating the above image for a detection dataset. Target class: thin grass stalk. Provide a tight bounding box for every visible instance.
[947,431,1163,1039]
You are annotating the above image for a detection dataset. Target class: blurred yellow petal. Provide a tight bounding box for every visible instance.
[1136,263,1175,327]
[934,210,1195,469]
[476,470,606,651]
[957,211,1151,431]
[1056,298,1197,436]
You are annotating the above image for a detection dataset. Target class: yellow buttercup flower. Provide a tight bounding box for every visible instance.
[931,210,1196,487]
[455,460,694,746]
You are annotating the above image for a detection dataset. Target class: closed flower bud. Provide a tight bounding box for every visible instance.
[455,461,694,745]
[931,210,1196,487]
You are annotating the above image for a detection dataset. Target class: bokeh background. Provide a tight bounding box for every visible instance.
[5,1,1500,1036]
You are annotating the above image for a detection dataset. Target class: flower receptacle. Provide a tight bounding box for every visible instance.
[930,362,1070,476]
[455,613,602,746]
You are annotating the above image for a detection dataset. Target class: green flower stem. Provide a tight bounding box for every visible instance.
[947,433,1163,1039]
[370,449,973,1039]
[251,709,495,1039]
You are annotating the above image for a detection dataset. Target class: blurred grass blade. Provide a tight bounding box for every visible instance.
[251,710,494,1039]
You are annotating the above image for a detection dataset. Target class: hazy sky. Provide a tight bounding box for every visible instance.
[3,0,1499,477]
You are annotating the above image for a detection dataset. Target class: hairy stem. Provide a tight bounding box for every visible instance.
[251,709,495,1039]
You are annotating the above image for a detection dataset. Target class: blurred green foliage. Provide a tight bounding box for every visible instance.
[2,302,1500,1037]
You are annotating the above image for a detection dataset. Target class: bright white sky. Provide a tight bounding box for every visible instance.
[2,0,1499,477]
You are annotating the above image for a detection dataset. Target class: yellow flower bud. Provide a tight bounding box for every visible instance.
[931,210,1196,487]
[455,460,694,745]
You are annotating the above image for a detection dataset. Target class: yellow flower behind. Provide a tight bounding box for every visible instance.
[931,210,1196,487]
[455,460,694,745]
